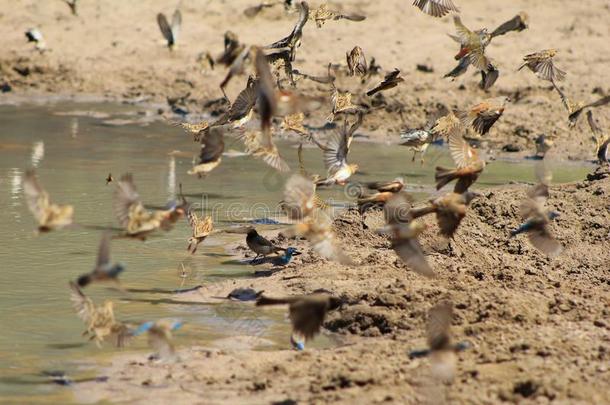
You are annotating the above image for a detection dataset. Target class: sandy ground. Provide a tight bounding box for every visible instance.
[1,0,609,159]
[2,1,610,404]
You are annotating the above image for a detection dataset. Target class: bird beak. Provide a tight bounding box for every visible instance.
[292,251,302,256]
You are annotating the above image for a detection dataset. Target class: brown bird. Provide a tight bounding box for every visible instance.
[255,48,277,133]
[412,0,459,18]
[281,112,309,136]
[243,1,281,18]
[377,192,434,278]
[282,174,317,220]
[409,191,479,238]
[188,127,226,177]
[157,9,181,51]
[451,16,492,72]
[213,76,258,128]
[172,120,210,142]
[290,211,354,264]
[366,69,404,96]
[587,111,609,165]
[76,232,125,288]
[490,12,528,38]
[435,129,486,193]
[457,97,507,136]
[23,169,74,232]
[216,31,245,67]
[518,49,566,82]
[256,293,343,350]
[311,3,366,28]
[328,83,360,122]
[346,46,367,77]
[219,45,253,100]
[356,178,405,212]
[568,95,610,127]
[187,210,214,254]
[534,134,554,158]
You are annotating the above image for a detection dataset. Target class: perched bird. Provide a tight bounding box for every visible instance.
[519,49,565,82]
[377,192,434,278]
[366,69,404,96]
[188,127,226,177]
[510,163,562,258]
[113,173,185,238]
[246,228,285,259]
[69,282,131,348]
[265,1,309,62]
[187,210,214,254]
[132,319,183,361]
[412,0,459,18]
[435,129,486,193]
[63,0,78,16]
[105,173,114,185]
[23,169,74,232]
[587,111,609,164]
[25,28,46,52]
[314,113,362,186]
[490,12,528,38]
[457,97,507,136]
[346,46,367,77]
[568,95,610,127]
[311,3,366,28]
[451,16,492,73]
[408,191,479,238]
[534,134,554,158]
[157,9,182,50]
[256,293,343,350]
[76,232,125,288]
[409,301,472,383]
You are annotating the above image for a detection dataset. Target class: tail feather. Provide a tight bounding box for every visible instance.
[435,166,458,190]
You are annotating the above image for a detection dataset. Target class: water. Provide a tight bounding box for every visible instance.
[0,102,592,402]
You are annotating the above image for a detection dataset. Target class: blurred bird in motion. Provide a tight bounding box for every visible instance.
[409,301,471,383]
[568,94,610,127]
[187,209,214,254]
[457,97,507,136]
[534,134,554,159]
[188,127,226,177]
[490,12,528,38]
[132,319,183,361]
[587,111,609,165]
[23,169,74,232]
[77,232,125,288]
[412,0,459,18]
[105,173,114,185]
[25,28,46,52]
[409,191,480,238]
[435,129,486,193]
[256,292,343,350]
[356,178,405,212]
[63,0,78,16]
[157,8,182,51]
[366,69,404,97]
[518,49,566,82]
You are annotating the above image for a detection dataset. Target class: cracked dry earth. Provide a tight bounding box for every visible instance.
[75,169,610,404]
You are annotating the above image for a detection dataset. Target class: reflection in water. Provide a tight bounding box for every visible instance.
[9,168,22,212]
[31,141,45,167]
[168,155,176,201]
[70,118,79,139]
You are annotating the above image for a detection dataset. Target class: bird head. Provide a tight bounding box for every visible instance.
[285,247,301,257]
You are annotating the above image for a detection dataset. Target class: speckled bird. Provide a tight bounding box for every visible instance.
[76,232,125,288]
[311,3,366,28]
[23,169,74,232]
[457,97,508,136]
[187,210,214,254]
[346,46,367,77]
[519,49,566,82]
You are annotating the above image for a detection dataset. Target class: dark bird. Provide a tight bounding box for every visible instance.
[435,129,486,193]
[409,301,472,383]
[409,191,479,238]
[377,192,433,278]
[243,1,281,17]
[132,319,183,361]
[255,47,277,134]
[490,12,528,38]
[587,111,609,164]
[366,69,404,96]
[77,232,125,288]
[568,95,610,127]
[534,134,554,158]
[23,169,74,232]
[228,288,263,301]
[518,49,565,82]
[157,9,182,50]
[356,178,405,212]
[256,293,343,350]
[105,173,113,185]
[188,127,226,177]
[312,3,366,28]
[412,0,459,18]
[265,1,309,62]
[346,46,367,77]
[247,228,285,259]
[213,76,258,128]
[252,247,301,266]
[510,162,562,258]
[216,31,245,67]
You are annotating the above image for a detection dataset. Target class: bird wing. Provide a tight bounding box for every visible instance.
[23,169,50,223]
[490,14,527,38]
[283,174,316,220]
[69,281,94,324]
[171,9,182,42]
[528,227,562,258]
[384,192,414,225]
[583,95,610,110]
[198,127,225,164]
[414,0,459,18]
[448,129,473,168]
[393,238,435,278]
[96,232,111,268]
[468,48,491,72]
[289,299,329,340]
[157,13,173,44]
[254,48,277,133]
[229,81,258,121]
[148,325,175,359]
[320,131,348,170]
[113,173,141,228]
[452,16,473,44]
[427,301,453,351]
[587,111,603,136]
[436,207,463,238]
[471,108,502,135]
[535,59,566,82]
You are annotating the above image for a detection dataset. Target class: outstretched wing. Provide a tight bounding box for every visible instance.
[69,281,94,324]
[171,9,182,42]
[157,13,173,44]
[113,173,141,228]
[23,169,50,223]
[96,232,111,268]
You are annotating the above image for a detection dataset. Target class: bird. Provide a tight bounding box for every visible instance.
[132,319,183,361]
[328,82,360,122]
[240,130,290,172]
[69,282,131,348]
[23,169,74,232]
[157,9,182,50]
[186,209,214,254]
[377,192,434,278]
[243,1,281,17]
[365,178,405,193]
[457,97,507,136]
[409,301,471,383]
[281,112,308,136]
[113,173,185,238]
[246,228,285,259]
[510,163,562,258]
[217,31,245,67]
[356,178,405,212]
[366,69,404,96]
[188,126,226,177]
[587,111,609,164]
[227,287,264,301]
[490,12,528,38]
[400,129,434,164]
[172,120,210,142]
[281,174,317,220]
[214,76,258,128]
[534,134,554,158]
[265,1,309,62]
[435,129,486,193]
[76,232,125,288]
[346,46,367,77]
[450,16,492,74]
[311,3,366,28]
[25,28,46,52]
[568,95,610,127]
[313,113,362,186]
[254,247,301,266]
[256,292,343,350]
[519,49,566,83]
[105,173,114,185]
[412,0,459,18]
[408,191,480,238]
[63,0,78,16]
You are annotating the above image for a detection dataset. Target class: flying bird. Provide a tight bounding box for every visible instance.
[25,28,46,52]
[587,111,609,164]
[187,210,214,254]
[457,97,507,136]
[63,0,78,16]
[412,0,459,18]
[282,174,317,220]
[311,3,366,28]
[568,95,610,127]
[157,9,182,50]
[132,319,183,361]
[76,232,125,288]
[435,129,486,193]
[408,192,479,238]
[356,178,405,213]
[366,69,404,96]
[518,49,566,82]
[534,134,554,158]
[265,1,309,61]
[188,127,226,177]
[23,169,74,232]
[490,12,528,38]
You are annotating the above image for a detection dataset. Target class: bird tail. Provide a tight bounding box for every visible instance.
[434,166,458,190]
[255,295,291,306]
[77,274,91,288]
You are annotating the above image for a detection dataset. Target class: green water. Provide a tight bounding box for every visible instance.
[0,103,592,402]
